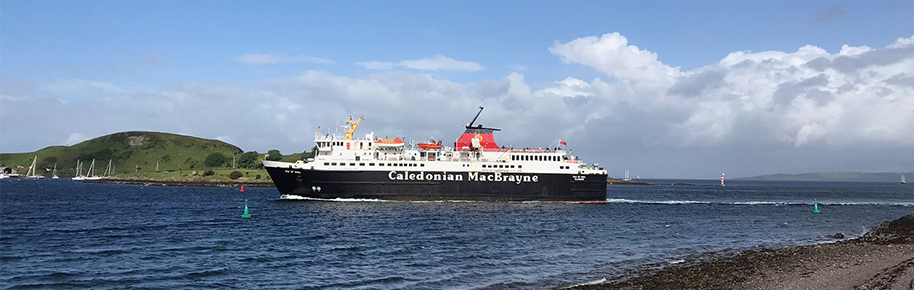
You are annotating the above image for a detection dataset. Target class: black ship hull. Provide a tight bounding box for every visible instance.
[265,167,607,202]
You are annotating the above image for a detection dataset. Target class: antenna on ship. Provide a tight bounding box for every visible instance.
[467,106,484,128]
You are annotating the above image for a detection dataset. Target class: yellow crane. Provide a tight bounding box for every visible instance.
[343,115,364,140]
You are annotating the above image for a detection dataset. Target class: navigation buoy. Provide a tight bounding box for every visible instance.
[241,199,252,218]
[720,173,725,187]
[240,184,245,192]
[812,199,821,213]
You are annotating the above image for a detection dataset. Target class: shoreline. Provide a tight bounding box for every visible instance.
[573,215,914,290]
[88,178,275,187]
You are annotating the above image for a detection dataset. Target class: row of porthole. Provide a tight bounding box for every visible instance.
[511,155,563,161]
[324,162,426,167]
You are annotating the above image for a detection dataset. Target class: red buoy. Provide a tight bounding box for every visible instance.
[240,184,245,192]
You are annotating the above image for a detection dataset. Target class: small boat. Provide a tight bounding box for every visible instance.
[417,138,442,150]
[52,162,59,179]
[102,160,113,179]
[84,159,102,180]
[73,160,87,181]
[25,156,44,179]
[903,173,906,184]
[375,137,405,148]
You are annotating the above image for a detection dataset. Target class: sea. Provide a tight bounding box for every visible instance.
[0,179,911,289]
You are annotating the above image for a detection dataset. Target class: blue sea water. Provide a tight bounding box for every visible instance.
[0,179,911,289]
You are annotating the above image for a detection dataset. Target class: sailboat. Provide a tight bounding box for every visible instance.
[52,162,59,179]
[102,160,113,179]
[903,173,907,184]
[25,156,44,179]
[84,159,102,181]
[73,160,87,180]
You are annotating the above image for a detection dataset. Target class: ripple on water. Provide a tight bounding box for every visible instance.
[2,180,912,288]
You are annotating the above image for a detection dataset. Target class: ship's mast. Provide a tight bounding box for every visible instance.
[467,106,484,128]
[343,115,364,141]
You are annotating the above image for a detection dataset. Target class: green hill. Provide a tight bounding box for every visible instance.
[1,131,247,177]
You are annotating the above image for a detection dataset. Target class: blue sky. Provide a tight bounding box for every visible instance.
[5,1,912,84]
[2,1,913,178]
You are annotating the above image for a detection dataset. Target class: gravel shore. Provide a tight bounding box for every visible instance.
[574,214,914,290]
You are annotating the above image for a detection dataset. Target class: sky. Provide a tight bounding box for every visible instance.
[1,1,913,178]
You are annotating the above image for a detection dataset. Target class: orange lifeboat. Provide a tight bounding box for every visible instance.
[376,137,405,148]
[417,143,441,150]
[417,138,442,150]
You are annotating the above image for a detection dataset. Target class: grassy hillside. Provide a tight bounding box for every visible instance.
[0,131,259,178]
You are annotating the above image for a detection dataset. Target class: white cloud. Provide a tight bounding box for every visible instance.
[399,55,484,71]
[507,64,527,71]
[549,32,682,83]
[3,33,913,177]
[236,54,279,64]
[355,55,484,71]
[235,53,334,65]
[65,133,86,146]
[355,61,396,70]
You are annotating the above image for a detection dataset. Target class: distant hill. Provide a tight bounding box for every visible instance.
[739,172,910,182]
[1,131,244,177]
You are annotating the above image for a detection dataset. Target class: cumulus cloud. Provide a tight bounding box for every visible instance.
[549,32,682,83]
[355,55,484,71]
[354,61,396,70]
[235,53,334,65]
[2,33,913,177]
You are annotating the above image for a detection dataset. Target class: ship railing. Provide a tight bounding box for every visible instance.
[478,148,565,154]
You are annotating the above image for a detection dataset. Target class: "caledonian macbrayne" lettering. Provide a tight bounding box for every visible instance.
[387,171,538,184]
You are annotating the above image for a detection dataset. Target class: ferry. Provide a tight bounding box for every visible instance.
[263,107,608,202]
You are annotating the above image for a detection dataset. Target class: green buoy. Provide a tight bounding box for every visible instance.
[812,199,821,214]
[241,199,252,218]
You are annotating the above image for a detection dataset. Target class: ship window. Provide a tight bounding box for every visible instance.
[350,163,355,166]
[369,163,375,166]
[510,165,515,168]
[331,162,337,166]
[324,162,329,165]
[359,163,365,166]
[498,165,504,168]
[518,165,522,169]
[420,164,425,167]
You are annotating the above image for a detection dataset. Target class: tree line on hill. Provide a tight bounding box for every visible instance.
[202,149,292,169]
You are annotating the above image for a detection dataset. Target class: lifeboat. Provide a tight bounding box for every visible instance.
[417,138,442,150]
[417,143,441,150]
[376,137,405,148]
